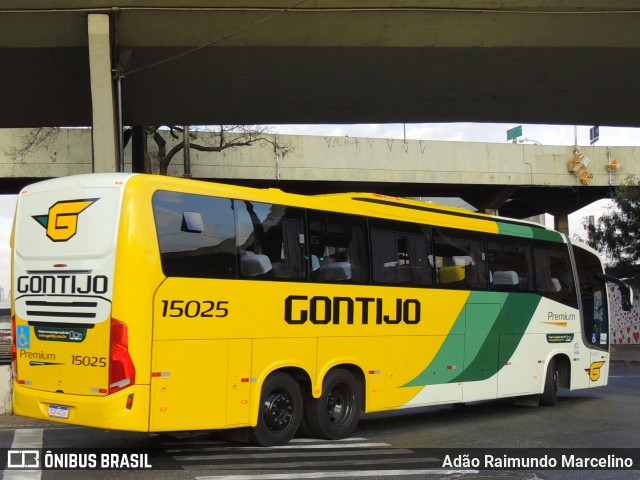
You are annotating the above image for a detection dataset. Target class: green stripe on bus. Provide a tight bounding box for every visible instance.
[402,305,467,387]
[403,292,541,387]
[496,222,534,238]
[452,292,541,383]
[497,222,564,243]
[531,227,564,243]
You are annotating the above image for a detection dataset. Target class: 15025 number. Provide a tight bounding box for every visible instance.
[71,355,106,367]
[161,300,229,318]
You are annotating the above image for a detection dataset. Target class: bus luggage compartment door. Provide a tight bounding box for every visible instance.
[150,339,229,431]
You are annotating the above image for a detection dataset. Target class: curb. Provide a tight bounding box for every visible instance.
[611,360,640,367]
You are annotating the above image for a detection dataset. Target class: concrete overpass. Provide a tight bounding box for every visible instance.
[1,129,634,232]
[3,2,640,174]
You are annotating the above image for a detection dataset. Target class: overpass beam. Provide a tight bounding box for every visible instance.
[478,186,519,215]
[88,14,117,173]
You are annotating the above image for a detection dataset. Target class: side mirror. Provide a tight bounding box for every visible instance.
[596,273,634,311]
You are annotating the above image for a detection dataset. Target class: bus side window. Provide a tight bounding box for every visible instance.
[433,227,487,290]
[533,240,578,308]
[235,201,307,281]
[153,191,237,279]
[487,234,534,292]
[370,219,433,287]
[307,212,369,284]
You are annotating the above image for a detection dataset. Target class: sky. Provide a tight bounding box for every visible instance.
[1,122,639,295]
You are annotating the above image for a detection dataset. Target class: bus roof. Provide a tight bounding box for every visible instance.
[20,173,565,243]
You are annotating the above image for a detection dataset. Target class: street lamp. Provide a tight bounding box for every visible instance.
[518,138,542,145]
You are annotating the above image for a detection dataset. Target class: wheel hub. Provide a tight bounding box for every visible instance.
[327,386,352,425]
[264,390,293,433]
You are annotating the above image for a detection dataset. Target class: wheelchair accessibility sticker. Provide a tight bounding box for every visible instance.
[16,326,30,349]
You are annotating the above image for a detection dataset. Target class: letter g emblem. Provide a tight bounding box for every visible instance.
[32,199,98,242]
[587,361,605,381]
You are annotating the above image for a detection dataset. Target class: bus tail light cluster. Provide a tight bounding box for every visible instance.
[11,316,17,379]
[109,319,135,395]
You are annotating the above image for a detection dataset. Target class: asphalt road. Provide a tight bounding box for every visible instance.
[0,363,638,480]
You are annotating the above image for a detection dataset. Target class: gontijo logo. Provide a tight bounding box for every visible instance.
[32,198,98,242]
[586,361,606,381]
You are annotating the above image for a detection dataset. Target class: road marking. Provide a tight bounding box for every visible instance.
[186,455,440,470]
[164,436,471,479]
[3,428,43,480]
[168,441,393,453]
[161,437,372,448]
[174,447,413,461]
[195,470,478,479]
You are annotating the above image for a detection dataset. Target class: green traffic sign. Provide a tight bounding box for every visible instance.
[507,125,522,141]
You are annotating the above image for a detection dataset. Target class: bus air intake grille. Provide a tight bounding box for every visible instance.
[24,300,98,319]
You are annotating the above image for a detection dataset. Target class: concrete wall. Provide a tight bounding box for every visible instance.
[164,133,637,188]
[1,128,636,188]
[610,286,640,344]
[0,366,10,414]
[0,128,93,178]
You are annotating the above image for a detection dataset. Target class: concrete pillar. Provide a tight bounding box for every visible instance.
[554,212,570,236]
[88,14,118,173]
[131,126,147,173]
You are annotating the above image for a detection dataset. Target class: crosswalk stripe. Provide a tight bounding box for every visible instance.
[194,469,479,480]
[184,455,440,470]
[174,447,413,461]
[3,428,43,480]
[167,442,393,453]
[165,437,470,479]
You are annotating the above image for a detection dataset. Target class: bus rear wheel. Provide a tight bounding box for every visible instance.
[249,372,302,446]
[304,368,361,440]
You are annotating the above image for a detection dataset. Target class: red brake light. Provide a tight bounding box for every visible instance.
[109,319,135,394]
[11,316,17,379]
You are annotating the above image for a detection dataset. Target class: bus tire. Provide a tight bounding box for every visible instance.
[249,372,302,447]
[304,368,361,440]
[296,414,313,438]
[540,358,559,406]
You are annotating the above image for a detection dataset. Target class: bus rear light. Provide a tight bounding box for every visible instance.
[109,319,135,395]
[11,316,17,379]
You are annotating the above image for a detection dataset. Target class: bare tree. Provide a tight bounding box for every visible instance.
[4,127,60,162]
[5,125,291,176]
[151,125,288,176]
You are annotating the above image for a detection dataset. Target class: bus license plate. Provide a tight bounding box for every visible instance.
[48,404,69,419]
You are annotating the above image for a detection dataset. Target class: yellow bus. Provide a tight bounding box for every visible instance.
[11,173,632,446]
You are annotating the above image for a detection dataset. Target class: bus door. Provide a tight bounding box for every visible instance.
[572,244,616,389]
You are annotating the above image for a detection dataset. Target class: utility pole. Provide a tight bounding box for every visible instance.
[183,125,191,178]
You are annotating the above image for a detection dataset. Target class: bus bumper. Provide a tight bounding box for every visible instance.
[12,383,151,431]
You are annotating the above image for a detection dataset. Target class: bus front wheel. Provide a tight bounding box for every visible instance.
[249,372,302,447]
[304,368,361,440]
[540,358,559,406]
